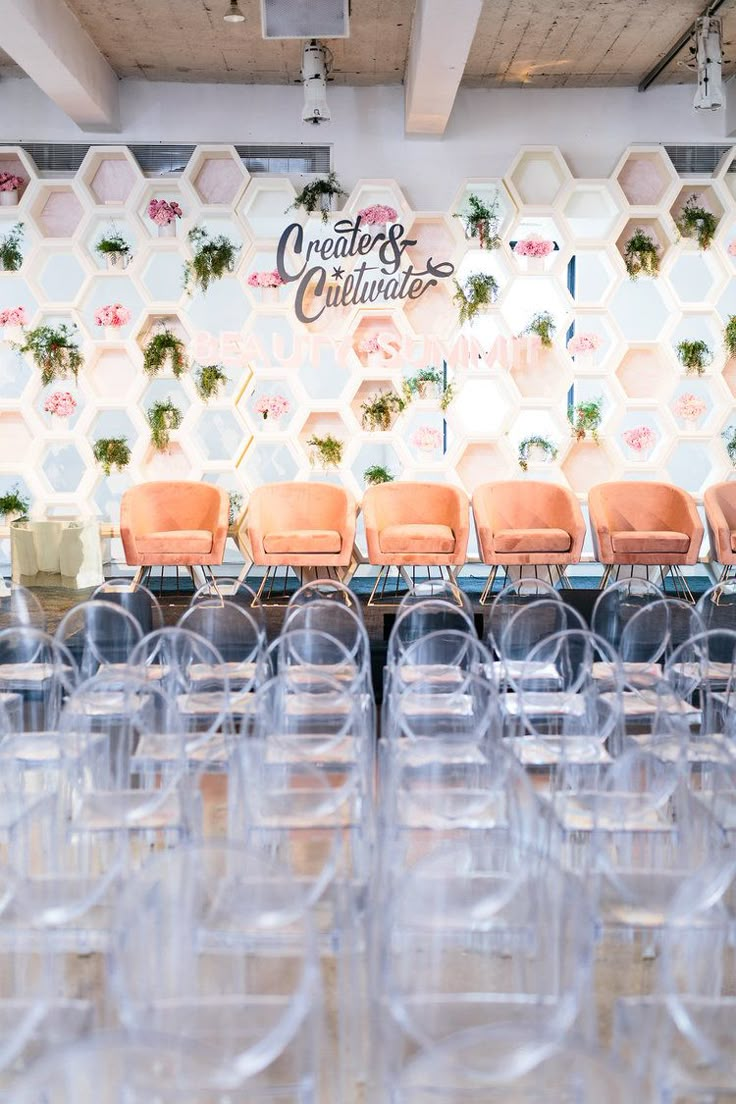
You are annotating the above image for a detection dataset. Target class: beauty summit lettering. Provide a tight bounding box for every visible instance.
[276,216,455,324]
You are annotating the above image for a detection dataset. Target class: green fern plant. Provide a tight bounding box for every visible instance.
[195,363,228,401]
[143,329,187,378]
[147,399,183,451]
[184,225,239,294]
[17,323,82,387]
[93,437,130,477]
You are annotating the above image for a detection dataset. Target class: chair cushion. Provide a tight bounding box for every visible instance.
[380,524,455,555]
[263,529,342,554]
[611,530,690,554]
[137,529,213,555]
[494,527,572,554]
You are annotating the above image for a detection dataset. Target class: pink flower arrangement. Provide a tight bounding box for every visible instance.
[623,425,656,454]
[0,173,23,192]
[247,269,285,288]
[358,204,398,226]
[43,390,76,418]
[411,425,443,453]
[728,241,736,257]
[566,332,601,356]
[359,335,381,354]
[0,307,27,327]
[255,394,290,421]
[147,198,182,226]
[94,303,131,328]
[673,393,707,421]
[513,236,554,258]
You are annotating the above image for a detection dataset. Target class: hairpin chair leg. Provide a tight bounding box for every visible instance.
[479,565,499,606]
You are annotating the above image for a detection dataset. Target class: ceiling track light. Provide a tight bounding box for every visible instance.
[224,1,245,24]
[693,15,723,110]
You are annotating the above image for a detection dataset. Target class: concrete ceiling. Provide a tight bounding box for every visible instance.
[0,0,731,88]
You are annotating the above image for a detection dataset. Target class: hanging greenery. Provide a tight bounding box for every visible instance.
[453,192,501,250]
[568,397,603,443]
[360,389,405,431]
[228,492,243,526]
[723,425,736,466]
[195,363,228,401]
[95,229,131,266]
[93,437,131,477]
[518,436,558,472]
[288,172,347,223]
[147,399,183,451]
[307,433,343,469]
[402,368,455,410]
[0,222,23,271]
[675,194,719,251]
[183,225,240,294]
[0,483,29,518]
[623,228,660,279]
[676,339,712,377]
[724,316,736,359]
[453,273,499,324]
[363,464,394,485]
[17,323,82,387]
[143,328,187,378]
[522,311,556,348]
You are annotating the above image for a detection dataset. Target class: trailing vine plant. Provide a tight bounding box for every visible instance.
[360,389,405,431]
[363,464,394,485]
[183,225,239,294]
[724,316,736,359]
[143,328,187,378]
[453,273,499,324]
[522,311,556,348]
[518,436,558,472]
[453,192,501,250]
[402,368,455,410]
[288,172,347,223]
[93,437,131,477]
[0,483,29,518]
[723,425,736,466]
[0,222,24,271]
[623,228,660,279]
[195,363,228,401]
[307,433,343,469]
[675,194,718,250]
[676,339,712,377]
[147,399,183,451]
[17,323,82,386]
[568,397,603,443]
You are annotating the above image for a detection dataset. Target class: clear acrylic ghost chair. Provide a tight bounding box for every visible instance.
[91,576,164,635]
[177,599,263,710]
[236,741,370,1100]
[0,587,46,633]
[391,673,501,746]
[54,601,143,680]
[0,627,77,735]
[287,577,364,621]
[591,576,664,650]
[276,628,375,741]
[486,577,561,658]
[5,1033,248,1104]
[283,599,372,696]
[398,578,474,617]
[386,600,476,672]
[191,576,266,628]
[697,578,736,632]
[496,600,587,708]
[375,837,595,1094]
[110,844,321,1099]
[59,671,198,863]
[665,629,736,738]
[128,627,234,764]
[391,1025,642,1103]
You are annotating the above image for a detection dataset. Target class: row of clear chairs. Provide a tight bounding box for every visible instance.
[0,575,734,1099]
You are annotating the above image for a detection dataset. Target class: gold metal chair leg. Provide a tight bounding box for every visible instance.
[479,565,499,605]
[367,566,388,607]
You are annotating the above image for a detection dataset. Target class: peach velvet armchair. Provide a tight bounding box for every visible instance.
[704,482,736,578]
[472,480,586,601]
[363,482,469,569]
[245,482,356,568]
[120,482,229,571]
[589,481,703,594]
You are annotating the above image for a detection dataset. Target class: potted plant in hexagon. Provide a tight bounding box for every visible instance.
[147,399,183,453]
[675,194,718,251]
[184,225,240,294]
[722,425,736,467]
[195,364,228,402]
[364,464,394,486]
[453,273,499,324]
[360,389,405,431]
[676,339,711,377]
[147,198,182,238]
[93,437,131,477]
[454,192,501,250]
[623,228,660,280]
[0,222,23,272]
[724,316,736,360]
[518,436,558,471]
[307,433,343,470]
[289,172,347,223]
[17,323,82,386]
[0,483,29,524]
[143,327,188,378]
[568,397,603,443]
[95,229,132,270]
[228,492,243,526]
[0,306,27,344]
[522,311,556,349]
[0,173,24,207]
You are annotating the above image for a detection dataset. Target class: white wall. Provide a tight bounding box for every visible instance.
[0,77,731,208]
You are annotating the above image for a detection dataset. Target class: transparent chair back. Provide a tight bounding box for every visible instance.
[387,601,476,670]
[0,627,78,734]
[590,577,663,652]
[283,599,371,692]
[177,599,263,706]
[0,587,46,633]
[398,578,474,617]
[287,578,364,621]
[91,576,164,634]
[54,601,143,680]
[486,577,561,658]
[697,578,736,632]
[665,629,736,737]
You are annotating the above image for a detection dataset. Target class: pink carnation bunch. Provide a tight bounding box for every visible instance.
[358,204,398,226]
[0,306,27,326]
[411,425,443,452]
[147,198,183,226]
[255,394,290,421]
[0,173,23,192]
[673,393,707,421]
[247,269,285,288]
[43,390,76,418]
[95,303,131,328]
[623,425,656,453]
[359,335,381,354]
[567,332,601,356]
[514,236,554,258]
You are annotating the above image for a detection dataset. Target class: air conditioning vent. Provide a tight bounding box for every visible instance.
[261,0,350,39]
[5,142,331,177]
[664,143,733,175]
